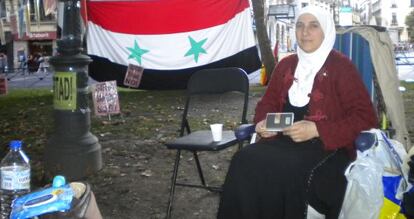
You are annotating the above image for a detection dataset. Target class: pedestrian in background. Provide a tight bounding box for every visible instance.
[0,53,6,73]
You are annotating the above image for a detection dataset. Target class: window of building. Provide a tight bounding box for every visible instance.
[302,2,308,8]
[0,1,6,18]
[412,0,414,7]
[376,17,382,26]
[28,0,55,22]
[268,25,272,40]
[391,13,398,26]
[276,24,280,42]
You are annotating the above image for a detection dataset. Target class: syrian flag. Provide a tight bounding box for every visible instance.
[86,0,261,89]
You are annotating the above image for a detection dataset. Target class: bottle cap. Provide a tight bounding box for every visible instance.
[9,140,22,150]
[52,175,66,188]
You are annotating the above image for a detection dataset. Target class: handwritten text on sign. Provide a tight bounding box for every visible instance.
[123,64,143,88]
[53,72,77,110]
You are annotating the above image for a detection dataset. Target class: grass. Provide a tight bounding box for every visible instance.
[0,87,185,143]
[1,82,412,185]
[0,88,54,149]
[0,87,186,184]
[1,85,266,146]
[401,81,414,90]
[0,85,265,185]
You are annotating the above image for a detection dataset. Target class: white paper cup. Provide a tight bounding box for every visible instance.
[210,123,223,142]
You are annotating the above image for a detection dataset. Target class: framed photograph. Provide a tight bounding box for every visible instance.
[265,112,294,131]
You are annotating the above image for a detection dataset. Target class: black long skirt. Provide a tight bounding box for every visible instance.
[217,137,350,219]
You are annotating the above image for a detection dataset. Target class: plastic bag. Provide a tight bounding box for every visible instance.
[340,129,411,219]
[379,175,407,219]
[338,152,384,219]
[374,130,410,219]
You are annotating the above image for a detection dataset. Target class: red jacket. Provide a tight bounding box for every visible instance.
[254,50,378,154]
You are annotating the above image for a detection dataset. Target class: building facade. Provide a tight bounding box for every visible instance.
[0,0,57,70]
[358,0,412,43]
[266,0,295,53]
[265,0,413,50]
[265,0,336,53]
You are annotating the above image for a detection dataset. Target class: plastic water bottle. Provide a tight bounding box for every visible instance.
[0,140,30,219]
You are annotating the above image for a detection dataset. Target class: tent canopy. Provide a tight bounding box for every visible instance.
[336,25,411,151]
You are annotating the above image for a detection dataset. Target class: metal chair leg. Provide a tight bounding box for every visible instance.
[193,151,206,186]
[238,141,243,150]
[166,150,181,219]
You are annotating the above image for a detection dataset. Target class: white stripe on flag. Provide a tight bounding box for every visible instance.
[86,8,256,70]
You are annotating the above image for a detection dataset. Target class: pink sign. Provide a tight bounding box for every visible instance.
[123,64,143,88]
[92,81,121,116]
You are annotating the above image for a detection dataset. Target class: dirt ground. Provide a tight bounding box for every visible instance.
[84,87,414,219]
[85,91,262,219]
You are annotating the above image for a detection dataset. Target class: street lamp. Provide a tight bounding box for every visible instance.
[45,0,102,180]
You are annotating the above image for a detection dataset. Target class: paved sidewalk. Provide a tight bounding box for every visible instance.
[4,71,97,89]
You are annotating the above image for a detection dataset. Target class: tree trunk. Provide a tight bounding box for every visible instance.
[251,0,275,83]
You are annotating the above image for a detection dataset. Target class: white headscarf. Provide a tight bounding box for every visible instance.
[288,6,336,107]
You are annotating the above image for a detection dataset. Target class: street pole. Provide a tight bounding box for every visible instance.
[45,0,102,180]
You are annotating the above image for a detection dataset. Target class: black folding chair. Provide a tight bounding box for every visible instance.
[165,67,249,218]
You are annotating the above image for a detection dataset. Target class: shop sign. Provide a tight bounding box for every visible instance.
[14,31,57,40]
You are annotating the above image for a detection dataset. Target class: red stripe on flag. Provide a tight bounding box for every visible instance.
[86,0,250,34]
[80,0,88,26]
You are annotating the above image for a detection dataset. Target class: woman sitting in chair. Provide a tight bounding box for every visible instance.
[217,6,378,219]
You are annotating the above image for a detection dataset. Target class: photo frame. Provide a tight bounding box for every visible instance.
[265,112,294,131]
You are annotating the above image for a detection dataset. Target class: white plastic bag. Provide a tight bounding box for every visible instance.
[373,130,411,199]
[339,129,411,219]
[338,152,384,219]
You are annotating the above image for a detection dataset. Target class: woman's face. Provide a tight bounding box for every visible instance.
[295,13,324,53]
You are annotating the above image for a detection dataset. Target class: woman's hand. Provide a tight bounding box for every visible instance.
[282,120,319,142]
[255,120,278,138]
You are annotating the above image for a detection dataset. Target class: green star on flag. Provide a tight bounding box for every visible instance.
[126,40,149,65]
[184,36,207,63]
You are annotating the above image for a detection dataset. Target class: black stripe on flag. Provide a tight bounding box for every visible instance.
[88,46,261,90]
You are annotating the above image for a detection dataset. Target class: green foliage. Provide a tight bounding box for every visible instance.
[406,10,414,42]
[401,81,414,90]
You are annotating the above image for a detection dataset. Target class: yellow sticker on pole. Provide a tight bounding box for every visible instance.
[53,72,77,110]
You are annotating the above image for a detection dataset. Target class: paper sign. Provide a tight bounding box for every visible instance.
[0,75,7,95]
[53,72,77,110]
[123,64,143,88]
[92,80,121,116]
